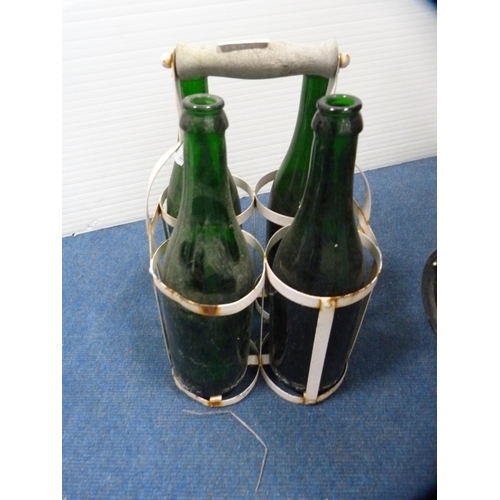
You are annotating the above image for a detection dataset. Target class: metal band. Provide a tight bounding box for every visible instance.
[265,227,382,309]
[304,301,336,402]
[159,174,256,229]
[355,163,372,222]
[146,142,182,255]
[260,361,348,405]
[150,231,266,317]
[254,171,294,227]
[254,163,374,236]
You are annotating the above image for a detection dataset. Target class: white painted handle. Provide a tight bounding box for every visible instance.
[173,39,340,80]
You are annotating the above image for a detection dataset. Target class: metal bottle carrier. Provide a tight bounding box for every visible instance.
[146,40,382,407]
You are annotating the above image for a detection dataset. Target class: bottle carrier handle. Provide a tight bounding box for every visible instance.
[164,39,345,80]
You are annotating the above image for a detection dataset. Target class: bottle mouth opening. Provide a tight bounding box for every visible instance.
[318,94,362,114]
[183,93,224,113]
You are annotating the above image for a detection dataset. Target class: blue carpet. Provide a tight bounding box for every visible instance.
[62,157,437,499]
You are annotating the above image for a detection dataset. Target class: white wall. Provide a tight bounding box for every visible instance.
[62,0,436,236]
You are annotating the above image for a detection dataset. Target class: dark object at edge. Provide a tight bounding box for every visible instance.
[421,249,437,334]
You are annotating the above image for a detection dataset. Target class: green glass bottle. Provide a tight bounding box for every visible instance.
[266,75,330,243]
[160,94,254,398]
[269,94,366,393]
[166,78,241,226]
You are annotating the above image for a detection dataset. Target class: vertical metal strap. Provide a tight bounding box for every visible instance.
[304,300,336,403]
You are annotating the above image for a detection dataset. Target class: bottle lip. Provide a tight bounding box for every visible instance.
[317,94,362,114]
[182,93,225,114]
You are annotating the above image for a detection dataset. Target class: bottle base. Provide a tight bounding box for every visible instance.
[268,361,346,394]
[170,340,261,407]
[260,358,348,404]
[173,364,248,400]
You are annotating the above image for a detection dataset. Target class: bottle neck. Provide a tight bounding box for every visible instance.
[286,75,330,156]
[177,79,209,145]
[178,94,233,223]
[268,75,330,219]
[180,77,208,98]
[298,135,358,221]
[294,95,363,232]
[182,130,229,198]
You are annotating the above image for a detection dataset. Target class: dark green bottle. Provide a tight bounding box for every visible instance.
[269,94,366,393]
[166,78,241,226]
[266,75,330,243]
[160,94,254,398]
